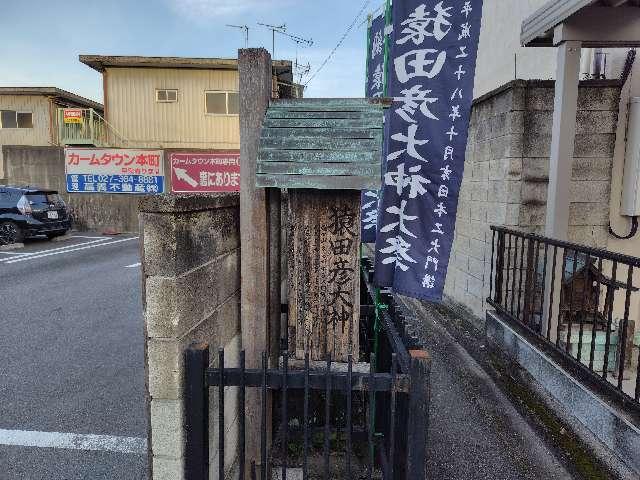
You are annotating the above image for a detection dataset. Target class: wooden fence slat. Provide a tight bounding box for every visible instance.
[259,136,381,151]
[258,149,379,164]
[257,161,380,176]
[266,110,381,120]
[271,98,379,107]
[263,118,382,129]
[257,174,379,190]
[261,127,382,139]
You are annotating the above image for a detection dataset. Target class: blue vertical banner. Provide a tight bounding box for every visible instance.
[361,13,386,243]
[374,0,484,301]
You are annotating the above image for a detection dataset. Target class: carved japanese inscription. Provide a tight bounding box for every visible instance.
[288,190,360,362]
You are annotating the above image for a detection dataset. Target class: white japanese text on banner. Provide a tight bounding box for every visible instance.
[374,0,484,301]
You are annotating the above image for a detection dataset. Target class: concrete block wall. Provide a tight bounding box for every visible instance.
[140,193,241,480]
[445,80,620,322]
[2,145,140,232]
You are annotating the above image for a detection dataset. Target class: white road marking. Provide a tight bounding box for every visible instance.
[0,428,146,454]
[0,238,110,264]
[5,237,139,264]
[0,251,30,256]
[125,262,141,268]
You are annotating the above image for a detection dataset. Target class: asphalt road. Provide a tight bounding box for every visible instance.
[0,234,147,479]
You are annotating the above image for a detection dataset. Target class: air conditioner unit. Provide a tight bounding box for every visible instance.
[621,97,640,217]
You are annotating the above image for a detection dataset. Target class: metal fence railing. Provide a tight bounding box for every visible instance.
[55,108,128,147]
[183,258,431,480]
[184,346,429,480]
[487,226,640,409]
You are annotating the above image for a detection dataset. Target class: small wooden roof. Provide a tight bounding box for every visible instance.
[256,98,384,190]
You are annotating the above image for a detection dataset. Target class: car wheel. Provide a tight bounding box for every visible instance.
[0,221,24,245]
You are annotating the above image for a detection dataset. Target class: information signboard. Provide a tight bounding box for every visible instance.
[170,152,240,193]
[63,109,83,124]
[65,148,164,194]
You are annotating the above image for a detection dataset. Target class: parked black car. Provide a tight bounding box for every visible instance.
[0,186,71,245]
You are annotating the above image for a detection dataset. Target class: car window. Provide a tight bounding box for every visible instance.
[26,193,62,204]
[0,192,11,208]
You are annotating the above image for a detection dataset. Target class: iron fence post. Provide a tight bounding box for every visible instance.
[494,230,505,305]
[405,350,431,480]
[184,343,210,480]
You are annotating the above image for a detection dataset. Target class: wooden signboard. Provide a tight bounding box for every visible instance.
[287,190,361,362]
[257,98,385,363]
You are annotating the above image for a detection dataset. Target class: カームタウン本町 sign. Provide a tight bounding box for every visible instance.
[65,148,164,194]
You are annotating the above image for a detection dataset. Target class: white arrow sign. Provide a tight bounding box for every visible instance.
[173,167,198,188]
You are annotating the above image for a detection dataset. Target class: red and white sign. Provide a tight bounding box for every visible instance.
[170,152,240,193]
[63,108,84,124]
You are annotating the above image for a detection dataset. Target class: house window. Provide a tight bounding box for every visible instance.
[205,91,239,115]
[156,89,178,103]
[0,110,33,128]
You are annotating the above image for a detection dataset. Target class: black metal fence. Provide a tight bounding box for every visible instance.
[183,257,430,480]
[487,226,640,409]
[184,347,429,480]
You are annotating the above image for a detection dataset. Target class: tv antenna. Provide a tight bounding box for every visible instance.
[279,30,313,80]
[226,24,249,48]
[257,22,287,58]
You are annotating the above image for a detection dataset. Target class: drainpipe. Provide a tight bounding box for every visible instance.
[609,50,639,240]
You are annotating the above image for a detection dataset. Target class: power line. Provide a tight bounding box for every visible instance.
[358,2,386,28]
[304,0,371,87]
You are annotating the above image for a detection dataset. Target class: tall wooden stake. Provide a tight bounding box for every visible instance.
[239,47,272,477]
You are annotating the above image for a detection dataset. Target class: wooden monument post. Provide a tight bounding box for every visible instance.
[256,98,384,362]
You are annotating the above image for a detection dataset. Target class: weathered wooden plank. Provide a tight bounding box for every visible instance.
[239,47,272,471]
[258,149,379,164]
[257,161,380,177]
[268,107,381,114]
[256,174,380,190]
[260,136,381,151]
[263,117,382,129]
[272,98,376,107]
[288,190,361,362]
[266,110,381,120]
[261,127,381,139]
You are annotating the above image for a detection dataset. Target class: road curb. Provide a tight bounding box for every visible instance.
[0,243,24,251]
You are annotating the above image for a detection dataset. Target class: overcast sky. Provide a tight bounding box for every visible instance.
[0,0,383,103]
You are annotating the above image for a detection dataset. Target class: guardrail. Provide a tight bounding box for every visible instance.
[487,226,640,409]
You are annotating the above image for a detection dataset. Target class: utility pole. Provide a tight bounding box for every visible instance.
[226,24,249,48]
[257,22,287,58]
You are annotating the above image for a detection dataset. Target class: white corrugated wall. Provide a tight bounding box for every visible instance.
[105,67,240,149]
[0,95,52,179]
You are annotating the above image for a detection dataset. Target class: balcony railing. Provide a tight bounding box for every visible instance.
[56,108,128,147]
[487,226,640,409]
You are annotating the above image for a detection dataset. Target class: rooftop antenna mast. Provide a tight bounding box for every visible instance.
[278,30,314,81]
[226,24,249,48]
[257,22,287,58]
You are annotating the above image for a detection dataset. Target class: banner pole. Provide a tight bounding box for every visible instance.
[371,0,392,453]
[361,14,373,263]
[374,0,393,362]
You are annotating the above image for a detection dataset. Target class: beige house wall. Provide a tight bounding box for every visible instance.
[474,0,632,99]
[0,94,52,179]
[105,67,240,150]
